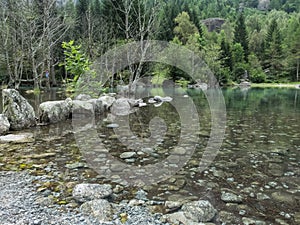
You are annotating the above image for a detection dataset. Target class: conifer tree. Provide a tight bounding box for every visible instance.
[234,13,249,61]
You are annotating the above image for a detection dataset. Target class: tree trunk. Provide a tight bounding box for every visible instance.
[296,58,299,82]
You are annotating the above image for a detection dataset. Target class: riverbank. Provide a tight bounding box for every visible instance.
[251,82,300,88]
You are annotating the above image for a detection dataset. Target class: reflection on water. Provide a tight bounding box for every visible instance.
[0,87,299,223]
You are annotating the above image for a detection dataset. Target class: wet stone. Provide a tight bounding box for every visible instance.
[65,162,86,169]
[125,158,135,163]
[165,201,183,212]
[106,123,119,128]
[120,151,136,159]
[174,179,186,188]
[275,218,289,225]
[256,193,270,200]
[271,191,295,204]
[112,185,124,194]
[221,192,243,203]
[219,211,238,224]
[242,217,266,225]
[294,212,300,223]
[268,163,284,176]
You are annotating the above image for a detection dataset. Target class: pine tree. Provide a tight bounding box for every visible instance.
[234,13,249,62]
[75,0,89,39]
[264,19,283,80]
[220,36,233,71]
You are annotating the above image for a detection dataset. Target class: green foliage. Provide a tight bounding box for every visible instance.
[152,63,170,85]
[173,12,199,45]
[176,78,190,87]
[248,53,266,83]
[60,40,91,84]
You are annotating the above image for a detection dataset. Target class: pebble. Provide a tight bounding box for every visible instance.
[239,210,247,215]
[256,193,270,200]
[120,151,136,159]
[106,123,119,128]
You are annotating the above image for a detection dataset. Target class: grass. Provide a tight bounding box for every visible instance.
[251,82,300,88]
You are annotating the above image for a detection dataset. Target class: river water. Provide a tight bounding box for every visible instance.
[0,87,299,224]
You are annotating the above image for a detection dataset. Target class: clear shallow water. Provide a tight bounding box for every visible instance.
[0,87,299,224]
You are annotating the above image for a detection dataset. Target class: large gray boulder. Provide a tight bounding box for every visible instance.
[72,183,112,203]
[98,95,115,110]
[87,99,104,114]
[39,98,72,124]
[72,100,94,117]
[0,114,10,135]
[2,89,36,130]
[111,98,132,116]
[75,94,92,101]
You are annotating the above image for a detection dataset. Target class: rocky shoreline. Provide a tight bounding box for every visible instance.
[0,171,219,225]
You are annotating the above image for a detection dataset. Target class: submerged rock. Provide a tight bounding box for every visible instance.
[242,217,266,225]
[221,192,243,203]
[182,200,216,222]
[271,191,296,204]
[39,98,72,124]
[72,183,112,203]
[2,89,36,130]
[0,133,33,143]
[0,114,10,134]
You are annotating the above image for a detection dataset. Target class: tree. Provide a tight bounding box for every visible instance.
[234,13,249,61]
[264,18,283,80]
[173,11,198,45]
[0,0,69,89]
[248,53,266,83]
[156,1,181,41]
[232,43,246,81]
[0,0,27,89]
[60,40,90,84]
[219,34,233,71]
[110,0,162,90]
[284,14,300,81]
[75,0,89,39]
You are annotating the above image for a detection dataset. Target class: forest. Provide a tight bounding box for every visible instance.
[0,0,299,90]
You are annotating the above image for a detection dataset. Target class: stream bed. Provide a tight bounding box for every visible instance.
[0,87,299,224]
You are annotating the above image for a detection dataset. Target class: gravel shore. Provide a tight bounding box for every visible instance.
[0,171,170,225]
[0,171,99,225]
